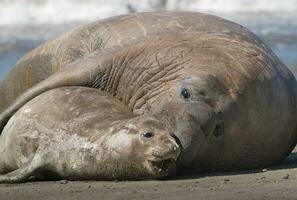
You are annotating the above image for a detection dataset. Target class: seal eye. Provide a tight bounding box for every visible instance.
[142,132,154,138]
[181,88,190,99]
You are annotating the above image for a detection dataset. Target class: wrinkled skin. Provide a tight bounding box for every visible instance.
[0,87,180,182]
[0,11,296,171]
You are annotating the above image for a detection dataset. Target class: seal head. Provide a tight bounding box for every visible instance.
[103,116,180,179]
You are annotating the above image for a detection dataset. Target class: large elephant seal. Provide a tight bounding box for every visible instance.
[0,11,296,171]
[0,87,180,182]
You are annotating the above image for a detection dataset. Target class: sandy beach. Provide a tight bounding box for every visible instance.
[0,148,296,200]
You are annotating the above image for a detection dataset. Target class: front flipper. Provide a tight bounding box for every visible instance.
[0,154,44,183]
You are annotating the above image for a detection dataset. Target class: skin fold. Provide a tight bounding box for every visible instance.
[0,11,296,172]
[0,87,180,182]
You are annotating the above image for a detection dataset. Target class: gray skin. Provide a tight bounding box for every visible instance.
[0,11,296,171]
[0,87,180,183]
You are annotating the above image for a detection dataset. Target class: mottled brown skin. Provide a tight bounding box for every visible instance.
[0,87,180,182]
[0,11,296,171]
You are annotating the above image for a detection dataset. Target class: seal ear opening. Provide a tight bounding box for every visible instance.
[213,124,224,138]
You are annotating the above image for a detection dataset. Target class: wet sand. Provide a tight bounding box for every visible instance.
[1,149,297,200]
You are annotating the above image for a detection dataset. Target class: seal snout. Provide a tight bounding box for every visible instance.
[158,132,181,163]
[152,145,180,161]
[145,134,181,176]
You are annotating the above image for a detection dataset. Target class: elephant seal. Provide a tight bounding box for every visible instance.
[0,11,296,171]
[0,87,180,182]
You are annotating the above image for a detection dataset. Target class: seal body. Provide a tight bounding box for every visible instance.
[0,11,296,171]
[0,87,180,182]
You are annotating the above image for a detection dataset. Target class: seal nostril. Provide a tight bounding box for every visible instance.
[213,124,224,137]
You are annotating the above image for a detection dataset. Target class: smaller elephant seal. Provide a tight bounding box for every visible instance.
[0,87,180,183]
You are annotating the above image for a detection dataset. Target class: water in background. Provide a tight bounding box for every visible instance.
[1,0,297,79]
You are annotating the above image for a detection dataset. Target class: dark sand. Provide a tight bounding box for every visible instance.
[1,148,297,200]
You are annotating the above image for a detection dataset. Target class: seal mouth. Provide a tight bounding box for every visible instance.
[147,158,177,176]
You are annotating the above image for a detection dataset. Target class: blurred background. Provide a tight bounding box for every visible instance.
[0,0,296,79]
